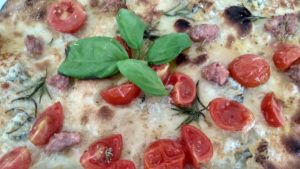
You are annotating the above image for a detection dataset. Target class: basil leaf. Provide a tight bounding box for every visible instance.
[117,8,146,49]
[146,33,192,64]
[117,59,168,96]
[58,37,128,79]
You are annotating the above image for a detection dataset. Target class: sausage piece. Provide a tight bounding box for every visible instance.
[201,62,229,86]
[264,14,298,38]
[45,132,81,152]
[24,35,44,56]
[287,63,300,87]
[47,74,70,91]
[189,24,219,43]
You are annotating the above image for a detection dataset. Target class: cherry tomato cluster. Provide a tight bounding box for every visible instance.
[80,134,136,169]
[144,125,213,169]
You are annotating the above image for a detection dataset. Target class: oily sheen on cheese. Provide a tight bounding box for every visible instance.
[0,0,300,169]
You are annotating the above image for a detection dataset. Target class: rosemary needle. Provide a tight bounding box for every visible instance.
[174,81,208,129]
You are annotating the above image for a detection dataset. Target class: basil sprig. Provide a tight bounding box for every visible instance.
[117,9,146,50]
[58,9,192,96]
[118,59,168,96]
[147,33,192,64]
[59,37,128,79]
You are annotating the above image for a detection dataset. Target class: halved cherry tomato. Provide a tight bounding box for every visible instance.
[108,160,136,169]
[0,147,31,169]
[168,72,196,107]
[144,139,185,169]
[115,36,132,57]
[261,92,284,128]
[80,134,123,169]
[28,102,64,146]
[180,125,213,168]
[229,54,270,88]
[101,83,141,105]
[152,64,170,84]
[273,44,300,71]
[209,98,254,131]
[47,0,87,33]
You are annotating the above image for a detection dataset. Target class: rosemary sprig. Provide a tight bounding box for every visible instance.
[174,81,208,129]
[11,71,52,117]
[5,112,32,134]
[164,0,195,21]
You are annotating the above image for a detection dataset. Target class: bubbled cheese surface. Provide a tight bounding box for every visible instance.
[0,0,299,169]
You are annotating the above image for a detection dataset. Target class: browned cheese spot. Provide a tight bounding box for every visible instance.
[1,82,10,89]
[34,60,50,71]
[226,34,235,49]
[97,105,114,120]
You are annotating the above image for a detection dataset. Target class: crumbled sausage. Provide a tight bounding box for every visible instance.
[24,35,43,56]
[201,62,229,85]
[264,14,298,38]
[189,24,219,43]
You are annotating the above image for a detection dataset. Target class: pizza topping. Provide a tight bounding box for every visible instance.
[45,131,81,152]
[12,72,52,117]
[273,43,300,71]
[201,62,229,86]
[234,148,253,169]
[117,60,169,96]
[0,147,31,169]
[58,9,191,96]
[80,134,122,169]
[144,139,185,169]
[180,125,213,167]
[224,6,265,37]
[5,111,32,135]
[287,63,300,87]
[189,24,219,43]
[115,35,132,57]
[47,74,70,91]
[229,54,270,88]
[173,81,207,128]
[168,72,196,107]
[152,64,170,84]
[24,35,43,56]
[282,135,300,157]
[164,1,194,20]
[261,92,284,128]
[97,105,114,120]
[108,160,136,169]
[101,83,141,105]
[174,19,191,33]
[90,0,126,13]
[255,140,269,165]
[264,14,298,39]
[28,102,64,146]
[4,63,29,83]
[209,98,254,131]
[47,0,87,33]
[146,33,192,64]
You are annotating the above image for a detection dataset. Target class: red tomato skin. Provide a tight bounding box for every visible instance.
[0,147,31,169]
[144,139,185,169]
[261,92,284,128]
[115,36,132,57]
[209,98,254,131]
[108,160,136,169]
[180,125,213,168]
[47,0,87,33]
[273,44,300,71]
[100,83,141,105]
[152,64,170,84]
[28,102,64,146]
[168,72,196,107]
[229,54,271,88]
[80,134,123,169]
